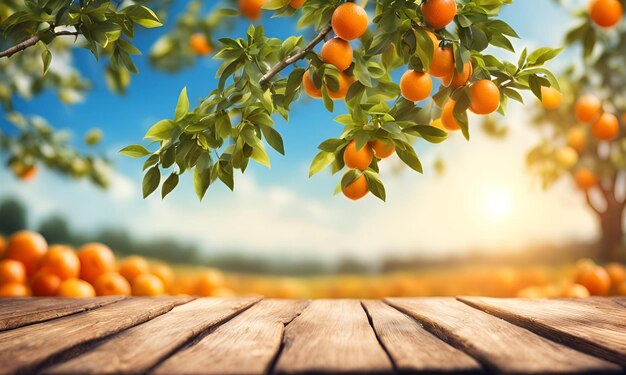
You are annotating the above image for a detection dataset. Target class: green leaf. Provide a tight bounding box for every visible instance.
[309,151,335,177]
[142,166,160,198]
[175,87,189,122]
[41,48,51,76]
[161,173,179,199]
[145,119,176,141]
[123,5,162,28]
[251,143,271,168]
[194,166,212,201]
[363,170,386,201]
[261,126,285,155]
[395,144,423,173]
[120,144,151,158]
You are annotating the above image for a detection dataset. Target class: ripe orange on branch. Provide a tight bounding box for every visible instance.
[321,37,353,72]
[591,113,619,141]
[344,140,374,171]
[575,95,602,123]
[370,140,395,159]
[421,0,458,29]
[441,98,461,131]
[189,33,212,56]
[327,72,356,100]
[442,62,472,89]
[469,80,501,115]
[427,33,455,78]
[238,0,264,21]
[400,70,432,102]
[331,3,368,41]
[289,0,305,9]
[302,71,322,98]
[574,168,597,190]
[589,0,623,28]
[567,128,587,153]
[342,174,369,201]
[540,86,562,110]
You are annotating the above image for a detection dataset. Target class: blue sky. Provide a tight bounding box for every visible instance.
[1,1,596,263]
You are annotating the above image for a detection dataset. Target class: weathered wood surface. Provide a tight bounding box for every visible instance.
[362,300,482,374]
[274,299,394,374]
[154,299,309,375]
[0,297,190,374]
[460,296,626,366]
[45,297,260,374]
[386,298,622,374]
[0,296,125,331]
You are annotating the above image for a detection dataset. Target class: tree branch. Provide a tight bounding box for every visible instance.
[586,189,603,216]
[259,23,333,89]
[0,31,79,59]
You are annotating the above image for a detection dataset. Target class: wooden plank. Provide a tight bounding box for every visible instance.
[274,299,393,374]
[45,297,260,374]
[612,297,626,309]
[362,300,482,374]
[0,297,190,374]
[0,296,125,331]
[460,297,626,366]
[153,299,308,375]
[386,297,621,374]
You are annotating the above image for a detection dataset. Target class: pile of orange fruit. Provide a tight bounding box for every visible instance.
[0,231,233,298]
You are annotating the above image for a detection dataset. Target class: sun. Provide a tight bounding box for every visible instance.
[483,187,513,220]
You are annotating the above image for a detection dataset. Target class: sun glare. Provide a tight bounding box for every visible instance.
[483,187,513,221]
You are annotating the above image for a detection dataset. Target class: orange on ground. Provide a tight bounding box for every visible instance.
[321,37,353,72]
[31,271,61,296]
[442,62,472,89]
[541,86,562,110]
[327,72,356,100]
[562,284,590,298]
[620,281,626,296]
[606,263,626,289]
[331,3,368,41]
[77,242,116,283]
[6,230,47,277]
[343,140,374,170]
[576,266,611,296]
[567,128,587,153]
[574,168,597,190]
[441,98,461,131]
[0,259,26,284]
[0,235,5,257]
[590,0,623,28]
[118,255,149,282]
[575,95,602,123]
[151,264,175,290]
[195,269,225,296]
[93,272,131,296]
[289,0,305,8]
[422,0,457,29]
[342,174,369,201]
[370,140,395,159]
[131,274,165,296]
[469,80,500,115]
[302,71,322,98]
[0,283,30,297]
[39,244,80,280]
[211,287,236,297]
[189,33,212,56]
[57,278,96,298]
[592,113,619,141]
[238,0,264,21]
[400,70,432,102]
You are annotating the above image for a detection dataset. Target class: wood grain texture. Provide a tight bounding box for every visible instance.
[154,299,308,375]
[274,299,393,374]
[0,296,125,331]
[0,297,190,374]
[44,297,260,374]
[362,300,482,374]
[386,298,621,374]
[460,297,626,366]
[612,297,626,309]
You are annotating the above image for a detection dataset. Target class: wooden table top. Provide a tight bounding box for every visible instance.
[0,296,624,374]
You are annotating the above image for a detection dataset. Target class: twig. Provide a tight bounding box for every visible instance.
[259,23,333,89]
[586,189,603,216]
[0,31,79,59]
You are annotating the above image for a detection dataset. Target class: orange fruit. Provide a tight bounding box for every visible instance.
[151,264,175,290]
[321,37,353,72]
[6,230,47,277]
[131,274,165,296]
[0,283,30,297]
[30,271,61,296]
[421,0,457,29]
[0,259,26,284]
[441,98,461,131]
[592,113,619,141]
[238,0,264,21]
[576,266,611,296]
[567,128,586,153]
[430,45,454,78]
[289,0,305,8]
[606,263,626,291]
[19,166,37,181]
[118,256,149,282]
[195,269,224,296]
[57,278,96,298]
[302,70,322,98]
[400,70,432,102]
[93,272,131,296]
[39,245,80,280]
[77,243,116,283]
[562,284,590,298]
[541,86,562,110]
[327,72,356,100]
[575,95,602,123]
[0,235,5,257]
[370,140,395,159]
[331,3,368,41]
[619,281,626,296]
[342,174,369,201]
[189,33,212,56]
[590,0,623,28]
[343,140,374,170]
[574,168,597,190]
[442,62,472,89]
[469,80,500,115]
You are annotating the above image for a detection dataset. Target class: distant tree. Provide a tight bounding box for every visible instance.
[0,198,27,234]
[38,214,72,245]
